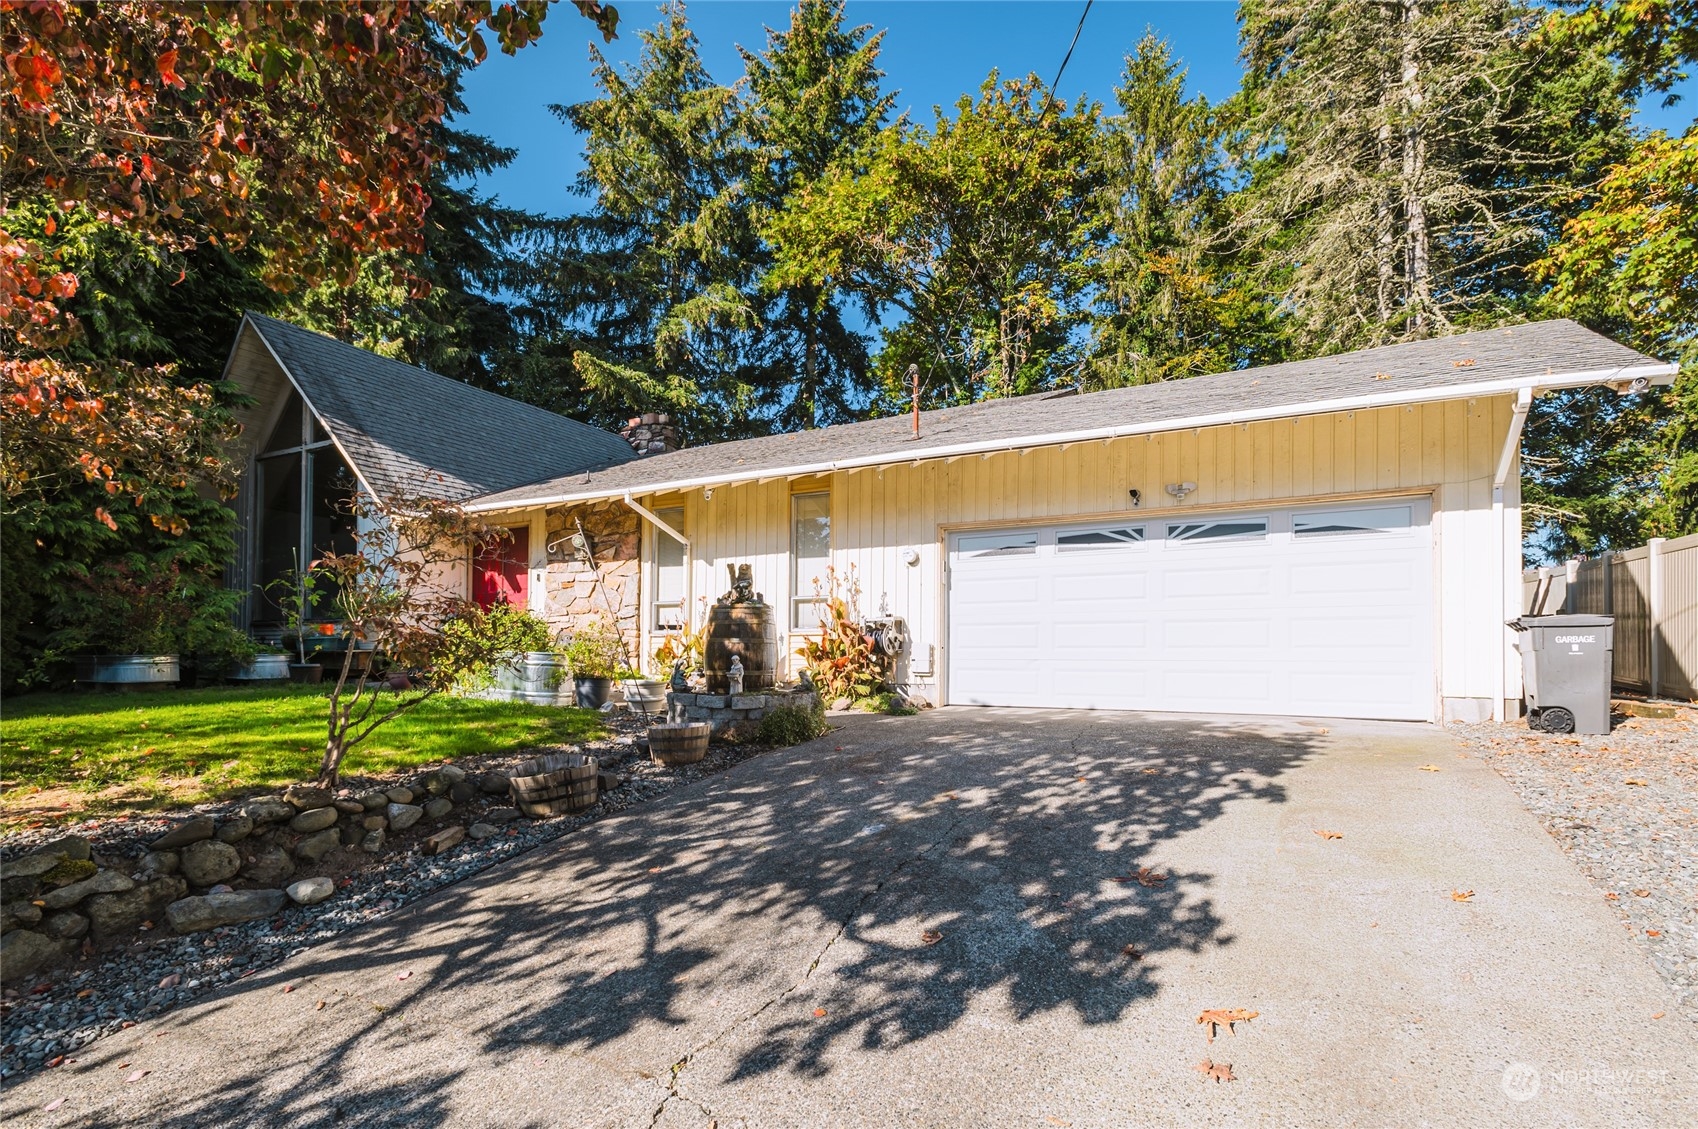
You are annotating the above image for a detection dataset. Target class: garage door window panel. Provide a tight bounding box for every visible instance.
[957,531,1037,558]
[1056,526,1145,551]
[1293,505,1413,537]
[1166,518,1268,543]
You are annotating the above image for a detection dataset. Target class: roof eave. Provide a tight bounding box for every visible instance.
[463,359,1680,515]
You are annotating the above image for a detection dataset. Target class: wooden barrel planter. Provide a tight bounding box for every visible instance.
[508,753,600,817]
[648,722,711,766]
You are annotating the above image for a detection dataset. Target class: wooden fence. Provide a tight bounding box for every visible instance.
[1523,532,1698,700]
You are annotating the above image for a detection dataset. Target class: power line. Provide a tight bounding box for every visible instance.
[1038,0,1095,124]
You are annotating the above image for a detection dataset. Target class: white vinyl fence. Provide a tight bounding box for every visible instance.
[1523,533,1698,700]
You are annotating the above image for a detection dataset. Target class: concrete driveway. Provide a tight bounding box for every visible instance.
[3,709,1693,1127]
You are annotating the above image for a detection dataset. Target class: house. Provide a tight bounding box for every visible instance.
[222,314,1675,725]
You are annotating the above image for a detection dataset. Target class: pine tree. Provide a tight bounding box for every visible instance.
[1085,34,1278,388]
[1230,0,1632,354]
[524,2,757,441]
[741,0,893,427]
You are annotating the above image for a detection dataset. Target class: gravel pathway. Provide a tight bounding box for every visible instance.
[0,731,778,1082]
[1453,706,1698,1024]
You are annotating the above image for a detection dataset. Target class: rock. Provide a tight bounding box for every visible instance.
[0,929,69,981]
[180,840,242,887]
[597,771,622,793]
[215,815,254,844]
[422,772,450,797]
[1,875,41,903]
[293,828,341,862]
[39,911,88,941]
[439,764,468,784]
[41,868,134,910]
[41,835,93,862]
[467,823,497,841]
[830,697,853,712]
[448,781,477,804]
[340,822,364,847]
[40,858,96,887]
[6,851,67,879]
[286,877,335,906]
[361,814,387,831]
[283,784,334,811]
[386,803,423,832]
[357,791,390,811]
[477,772,509,795]
[385,786,415,805]
[288,806,339,833]
[208,884,233,895]
[165,889,287,935]
[486,806,520,823]
[1,900,44,933]
[333,799,365,815]
[84,877,185,945]
[242,797,297,825]
[423,826,465,856]
[144,850,180,876]
[360,829,386,854]
[238,845,295,887]
[151,816,216,850]
[424,797,453,820]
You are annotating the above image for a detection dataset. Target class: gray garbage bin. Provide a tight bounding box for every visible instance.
[1508,614,1614,734]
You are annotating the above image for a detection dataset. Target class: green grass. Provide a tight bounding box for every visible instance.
[0,685,602,826]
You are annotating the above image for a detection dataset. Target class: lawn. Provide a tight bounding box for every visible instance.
[0,686,603,829]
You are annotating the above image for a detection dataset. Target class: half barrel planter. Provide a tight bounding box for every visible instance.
[508,753,600,817]
[648,722,711,766]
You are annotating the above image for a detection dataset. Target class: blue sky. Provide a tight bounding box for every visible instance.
[457,0,1694,216]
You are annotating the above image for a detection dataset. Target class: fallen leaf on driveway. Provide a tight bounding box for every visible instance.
[43,1098,65,1112]
[1632,889,1650,898]
[1121,945,1143,960]
[396,971,412,980]
[1417,765,1441,772]
[1605,892,1621,901]
[1652,1012,1665,1020]
[1647,930,1662,937]
[813,1007,827,1018]
[315,1000,325,1011]
[1076,776,1087,783]
[1451,889,1475,902]
[1624,778,1648,786]
[125,1070,149,1083]
[1141,767,1160,775]
[1122,866,1168,887]
[1197,1008,1258,1042]
[1193,1057,1236,1082]
[1313,829,1342,840]
[1045,1118,1071,1126]
[281,984,294,993]
[920,929,943,946]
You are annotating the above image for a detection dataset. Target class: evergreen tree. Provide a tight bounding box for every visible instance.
[741,0,893,428]
[523,2,758,441]
[1229,0,1633,354]
[1085,34,1279,388]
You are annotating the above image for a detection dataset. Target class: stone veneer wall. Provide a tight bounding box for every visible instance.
[543,499,641,662]
[666,687,821,737]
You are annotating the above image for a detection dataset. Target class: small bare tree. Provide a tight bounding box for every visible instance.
[307,489,511,787]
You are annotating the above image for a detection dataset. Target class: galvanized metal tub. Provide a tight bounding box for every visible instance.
[76,654,180,688]
[231,653,292,682]
[489,651,572,705]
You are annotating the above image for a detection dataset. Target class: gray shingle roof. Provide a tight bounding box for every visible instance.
[244,313,635,501]
[469,319,1671,511]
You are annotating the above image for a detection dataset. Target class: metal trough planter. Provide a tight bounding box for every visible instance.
[76,654,180,689]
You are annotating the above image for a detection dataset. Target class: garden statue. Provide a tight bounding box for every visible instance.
[670,659,690,692]
[719,563,764,606]
[798,668,815,691]
[727,654,744,695]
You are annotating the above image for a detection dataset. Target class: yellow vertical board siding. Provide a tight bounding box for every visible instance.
[663,395,1517,708]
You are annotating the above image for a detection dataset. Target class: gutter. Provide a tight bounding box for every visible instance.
[465,361,1678,514]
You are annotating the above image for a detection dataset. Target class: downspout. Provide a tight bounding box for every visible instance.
[1492,387,1534,724]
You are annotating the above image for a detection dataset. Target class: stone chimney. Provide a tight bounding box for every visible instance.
[619,412,680,457]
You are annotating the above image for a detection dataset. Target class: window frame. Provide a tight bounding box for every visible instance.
[790,491,831,631]
[650,505,688,634]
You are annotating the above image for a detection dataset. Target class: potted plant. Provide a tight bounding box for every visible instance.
[230,644,291,683]
[563,615,625,708]
[265,560,330,684]
[441,604,570,705]
[68,563,190,688]
[619,665,667,716]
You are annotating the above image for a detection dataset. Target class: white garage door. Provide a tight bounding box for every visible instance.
[946,499,1434,720]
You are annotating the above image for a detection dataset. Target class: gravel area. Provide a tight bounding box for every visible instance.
[0,724,780,1082]
[1452,705,1698,1024]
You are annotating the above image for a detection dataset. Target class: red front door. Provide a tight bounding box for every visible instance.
[473,527,529,610]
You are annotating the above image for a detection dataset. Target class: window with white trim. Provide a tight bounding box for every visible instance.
[791,492,831,629]
[652,506,687,632]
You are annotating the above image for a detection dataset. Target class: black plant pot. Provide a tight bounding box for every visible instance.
[573,676,612,709]
[289,663,324,685]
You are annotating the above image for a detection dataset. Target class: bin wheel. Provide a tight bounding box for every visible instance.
[1537,707,1575,734]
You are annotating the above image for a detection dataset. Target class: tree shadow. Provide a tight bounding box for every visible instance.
[16,709,1329,1122]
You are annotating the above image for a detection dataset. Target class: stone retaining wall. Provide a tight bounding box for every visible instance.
[666,687,820,737]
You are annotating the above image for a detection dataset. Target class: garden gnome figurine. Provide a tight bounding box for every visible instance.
[727,654,744,696]
[669,659,689,693]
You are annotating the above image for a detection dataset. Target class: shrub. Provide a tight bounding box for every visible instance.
[794,565,888,701]
[563,615,627,679]
[757,702,829,747]
[855,690,918,716]
[440,603,560,693]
